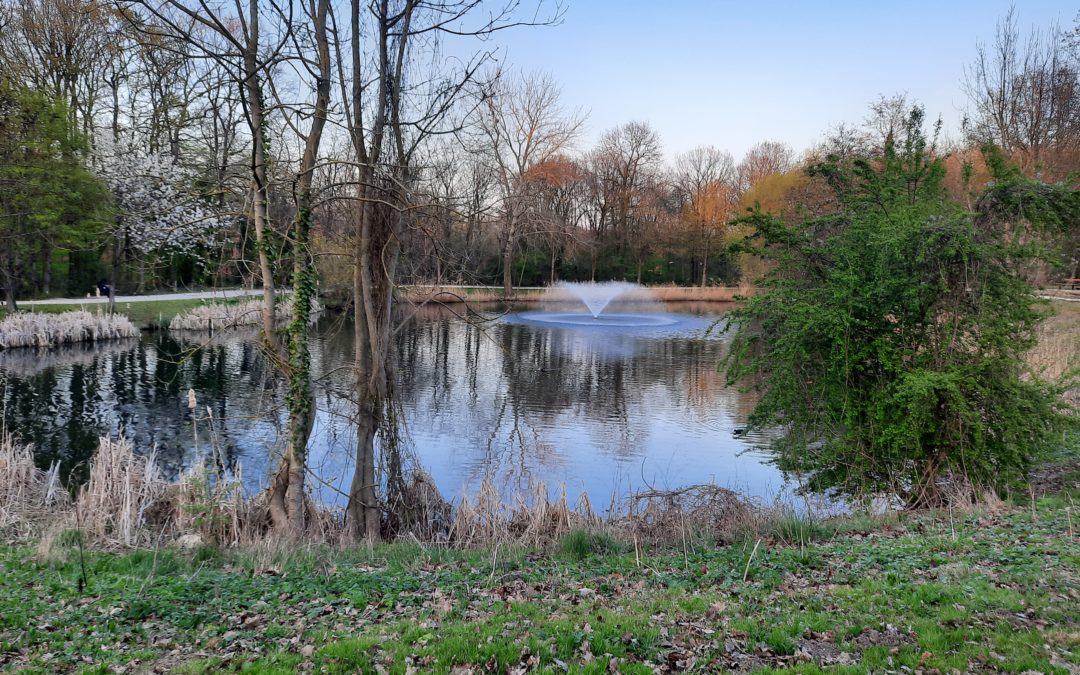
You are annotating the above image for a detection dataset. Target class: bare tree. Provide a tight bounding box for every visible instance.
[964,7,1080,178]
[589,121,663,282]
[266,0,331,535]
[673,145,737,287]
[125,0,293,346]
[341,3,562,541]
[476,71,585,296]
[737,140,794,192]
[0,0,111,135]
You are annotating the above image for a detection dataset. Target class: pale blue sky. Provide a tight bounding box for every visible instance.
[476,1,1078,161]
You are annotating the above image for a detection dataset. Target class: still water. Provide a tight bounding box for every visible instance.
[0,302,788,506]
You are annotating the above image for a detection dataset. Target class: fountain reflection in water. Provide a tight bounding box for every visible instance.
[519,281,681,328]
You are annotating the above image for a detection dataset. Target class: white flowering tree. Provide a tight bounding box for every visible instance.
[95,136,232,299]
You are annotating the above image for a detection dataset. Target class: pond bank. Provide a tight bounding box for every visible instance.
[1,465,1077,673]
[396,284,751,304]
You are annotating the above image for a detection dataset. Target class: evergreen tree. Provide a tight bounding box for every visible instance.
[724,107,1078,507]
[0,81,108,307]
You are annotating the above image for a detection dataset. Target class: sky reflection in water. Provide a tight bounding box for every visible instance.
[0,302,790,508]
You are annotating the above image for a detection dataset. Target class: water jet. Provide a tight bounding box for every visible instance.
[516,281,685,329]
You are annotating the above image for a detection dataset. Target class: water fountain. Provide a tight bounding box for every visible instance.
[517,281,680,328]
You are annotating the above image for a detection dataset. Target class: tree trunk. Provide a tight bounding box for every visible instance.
[5,254,17,312]
[243,0,277,349]
[109,235,121,315]
[347,177,385,542]
[41,242,51,295]
[267,0,330,536]
[701,242,710,288]
[137,258,146,294]
[549,244,557,285]
[502,236,513,298]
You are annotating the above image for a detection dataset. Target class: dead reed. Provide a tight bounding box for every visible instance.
[0,435,67,537]
[2,435,825,555]
[1027,300,1080,408]
[449,480,597,549]
[74,437,169,548]
[0,310,139,350]
[168,296,323,332]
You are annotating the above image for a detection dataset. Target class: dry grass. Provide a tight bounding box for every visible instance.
[2,435,790,555]
[0,435,67,537]
[1028,300,1080,407]
[6,435,254,551]
[168,296,323,332]
[73,437,169,548]
[0,310,139,350]
[449,480,596,549]
[642,284,753,302]
[167,461,249,547]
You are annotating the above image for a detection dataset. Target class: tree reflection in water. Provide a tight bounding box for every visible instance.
[0,303,783,506]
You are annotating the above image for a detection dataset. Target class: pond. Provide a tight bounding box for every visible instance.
[0,300,790,508]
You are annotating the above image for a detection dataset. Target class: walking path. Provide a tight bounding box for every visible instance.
[18,288,264,306]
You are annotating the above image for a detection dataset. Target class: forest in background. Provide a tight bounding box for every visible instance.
[2,3,1079,307]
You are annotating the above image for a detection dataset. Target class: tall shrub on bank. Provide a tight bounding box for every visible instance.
[724,108,1077,507]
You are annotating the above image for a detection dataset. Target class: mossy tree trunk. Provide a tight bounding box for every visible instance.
[267,0,330,536]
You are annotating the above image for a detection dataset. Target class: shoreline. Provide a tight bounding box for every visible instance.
[1,468,1076,673]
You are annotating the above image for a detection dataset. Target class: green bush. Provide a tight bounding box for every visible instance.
[724,108,1078,507]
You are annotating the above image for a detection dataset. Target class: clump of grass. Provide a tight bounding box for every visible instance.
[752,508,833,546]
[450,480,597,549]
[0,434,67,536]
[559,528,624,560]
[168,296,322,332]
[0,310,139,349]
[169,461,248,548]
[74,437,169,548]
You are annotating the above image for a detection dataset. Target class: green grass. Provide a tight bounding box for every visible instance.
[4,297,245,329]
[1,494,1078,674]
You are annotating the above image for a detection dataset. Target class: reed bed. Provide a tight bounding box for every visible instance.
[448,480,599,549]
[2,432,775,553]
[74,437,168,548]
[0,310,139,350]
[168,296,323,332]
[0,435,67,537]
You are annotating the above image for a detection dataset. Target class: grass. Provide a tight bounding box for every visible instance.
[1029,299,1080,407]
[1,477,1077,673]
[3,299,229,329]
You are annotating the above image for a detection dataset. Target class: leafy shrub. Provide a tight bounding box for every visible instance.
[724,109,1077,507]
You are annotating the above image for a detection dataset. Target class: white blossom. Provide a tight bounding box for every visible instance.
[94,136,232,258]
